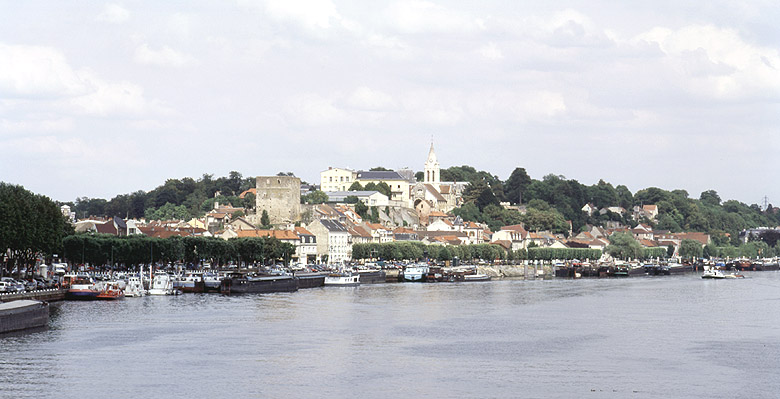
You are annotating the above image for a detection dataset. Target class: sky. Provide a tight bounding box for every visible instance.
[1,1,779,206]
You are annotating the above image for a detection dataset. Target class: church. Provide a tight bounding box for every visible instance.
[410,143,467,225]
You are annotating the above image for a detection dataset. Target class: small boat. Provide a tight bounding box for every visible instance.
[148,273,180,295]
[702,267,744,279]
[463,274,491,282]
[179,272,206,293]
[203,272,222,292]
[324,273,360,286]
[63,274,101,300]
[96,281,124,300]
[124,275,146,297]
[402,265,429,282]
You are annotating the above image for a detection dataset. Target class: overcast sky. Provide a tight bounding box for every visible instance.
[2,1,778,206]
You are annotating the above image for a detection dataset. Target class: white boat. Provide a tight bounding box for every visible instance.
[148,273,180,295]
[464,274,491,282]
[403,265,429,282]
[124,275,146,297]
[701,267,744,279]
[324,273,360,286]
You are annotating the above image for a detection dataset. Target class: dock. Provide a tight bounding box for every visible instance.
[0,300,49,334]
[0,288,67,303]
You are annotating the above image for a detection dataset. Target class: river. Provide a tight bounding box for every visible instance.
[2,272,780,398]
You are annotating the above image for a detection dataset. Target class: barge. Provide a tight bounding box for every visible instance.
[0,300,49,334]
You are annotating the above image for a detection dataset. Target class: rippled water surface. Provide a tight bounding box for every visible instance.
[3,272,780,398]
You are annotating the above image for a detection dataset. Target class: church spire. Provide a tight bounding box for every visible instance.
[424,141,440,188]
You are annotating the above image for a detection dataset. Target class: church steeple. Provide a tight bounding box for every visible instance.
[424,142,440,189]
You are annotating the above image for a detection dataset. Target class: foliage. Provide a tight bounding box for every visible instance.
[61,234,295,268]
[344,196,359,204]
[605,232,643,260]
[527,247,602,261]
[260,210,271,229]
[352,242,508,262]
[348,182,364,191]
[504,167,532,205]
[0,183,74,274]
[144,202,190,221]
[302,190,328,204]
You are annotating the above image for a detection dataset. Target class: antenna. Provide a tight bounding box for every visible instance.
[762,196,769,211]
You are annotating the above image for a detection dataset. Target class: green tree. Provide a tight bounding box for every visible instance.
[348,182,364,191]
[0,183,73,275]
[355,201,369,219]
[344,196,359,204]
[605,232,643,260]
[375,182,392,198]
[504,167,532,205]
[302,190,328,204]
[260,210,271,228]
[678,239,703,259]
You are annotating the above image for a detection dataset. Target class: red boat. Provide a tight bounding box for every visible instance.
[96,282,124,300]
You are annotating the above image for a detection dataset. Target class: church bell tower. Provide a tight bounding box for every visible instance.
[424,142,440,190]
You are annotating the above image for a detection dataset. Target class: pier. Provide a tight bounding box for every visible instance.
[0,288,67,303]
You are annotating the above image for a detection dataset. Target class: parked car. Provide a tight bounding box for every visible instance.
[0,281,18,293]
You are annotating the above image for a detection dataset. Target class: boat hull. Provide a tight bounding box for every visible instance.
[295,273,327,288]
[356,270,386,284]
[0,300,49,334]
[65,289,100,300]
[220,276,299,294]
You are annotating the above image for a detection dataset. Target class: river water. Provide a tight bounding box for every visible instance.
[2,272,780,398]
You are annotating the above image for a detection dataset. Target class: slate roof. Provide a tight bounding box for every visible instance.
[320,219,348,232]
[355,170,405,180]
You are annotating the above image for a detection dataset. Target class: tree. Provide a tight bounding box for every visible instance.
[678,239,703,259]
[1,183,73,275]
[344,196,359,204]
[605,232,643,260]
[260,210,271,228]
[375,182,392,198]
[355,201,369,219]
[369,166,390,171]
[242,192,256,210]
[302,190,328,204]
[504,167,532,205]
[415,171,424,181]
[700,190,721,207]
[348,182,364,191]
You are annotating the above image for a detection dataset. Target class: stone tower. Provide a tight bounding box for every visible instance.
[255,176,301,225]
[424,142,440,190]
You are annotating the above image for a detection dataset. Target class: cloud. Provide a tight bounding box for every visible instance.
[633,25,780,100]
[0,42,164,118]
[0,118,74,133]
[0,43,88,99]
[97,3,130,23]
[344,86,396,111]
[383,0,483,34]
[68,75,161,117]
[478,42,503,60]
[133,43,196,67]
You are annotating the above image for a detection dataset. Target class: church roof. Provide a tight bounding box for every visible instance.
[426,142,438,165]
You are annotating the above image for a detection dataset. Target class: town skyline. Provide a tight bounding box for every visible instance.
[2,1,778,205]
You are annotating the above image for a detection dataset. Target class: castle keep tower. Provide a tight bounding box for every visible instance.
[256,176,301,225]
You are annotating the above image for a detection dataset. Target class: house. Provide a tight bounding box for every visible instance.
[632,223,654,240]
[348,225,373,245]
[354,170,413,204]
[229,217,256,231]
[320,167,357,192]
[294,227,317,265]
[633,204,659,221]
[364,223,393,243]
[582,203,596,217]
[491,224,529,251]
[393,227,420,241]
[306,219,351,264]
